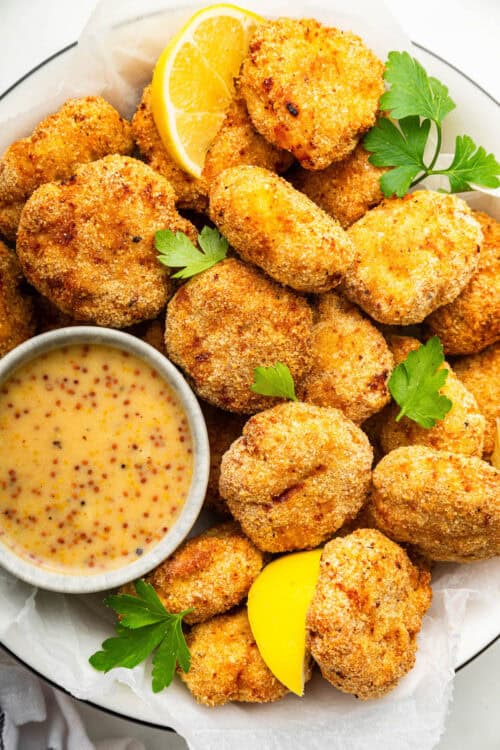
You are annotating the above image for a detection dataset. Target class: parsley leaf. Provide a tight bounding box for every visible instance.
[436,135,500,192]
[251,362,298,401]
[156,226,228,279]
[89,580,192,690]
[388,337,453,429]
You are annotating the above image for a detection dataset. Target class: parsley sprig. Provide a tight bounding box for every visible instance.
[155,226,228,279]
[89,580,192,692]
[364,51,500,197]
[251,362,298,401]
[388,337,452,429]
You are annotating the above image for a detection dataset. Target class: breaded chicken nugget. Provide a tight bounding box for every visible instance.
[17,155,196,327]
[210,166,355,293]
[426,210,500,354]
[165,258,312,413]
[239,19,384,170]
[0,240,35,356]
[454,343,500,458]
[201,402,246,515]
[299,292,393,423]
[306,529,431,699]
[342,191,482,325]
[370,446,500,562]
[0,96,133,242]
[289,145,386,228]
[127,522,263,624]
[219,402,373,552]
[378,336,485,457]
[180,608,289,706]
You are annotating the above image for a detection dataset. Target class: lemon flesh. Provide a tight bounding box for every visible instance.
[247,549,322,696]
[151,4,262,178]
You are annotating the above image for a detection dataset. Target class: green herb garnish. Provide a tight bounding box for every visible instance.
[388,336,452,429]
[364,51,500,197]
[155,225,228,279]
[251,362,298,401]
[89,579,191,692]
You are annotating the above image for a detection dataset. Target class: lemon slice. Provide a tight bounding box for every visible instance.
[151,3,262,178]
[247,549,322,696]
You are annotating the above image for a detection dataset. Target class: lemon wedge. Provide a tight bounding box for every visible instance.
[151,3,262,178]
[247,549,322,696]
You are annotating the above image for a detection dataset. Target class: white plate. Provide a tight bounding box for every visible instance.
[0,25,499,731]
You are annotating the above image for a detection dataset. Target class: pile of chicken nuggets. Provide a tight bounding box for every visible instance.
[0,15,499,707]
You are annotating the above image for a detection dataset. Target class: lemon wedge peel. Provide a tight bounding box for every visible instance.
[247,549,323,697]
[151,4,263,178]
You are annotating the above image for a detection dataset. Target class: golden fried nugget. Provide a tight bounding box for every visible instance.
[136,522,263,624]
[454,343,500,458]
[0,240,34,356]
[17,155,196,328]
[239,19,384,169]
[210,166,355,293]
[378,335,485,457]
[342,191,482,325]
[0,96,133,242]
[306,529,431,699]
[289,145,386,228]
[299,292,393,423]
[426,210,500,354]
[219,402,373,552]
[201,402,246,515]
[180,608,289,706]
[370,446,500,562]
[165,258,313,413]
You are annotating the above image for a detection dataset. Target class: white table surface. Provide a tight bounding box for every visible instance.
[0,1,499,748]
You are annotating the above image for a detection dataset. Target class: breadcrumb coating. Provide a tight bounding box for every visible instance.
[165,258,313,413]
[17,155,196,327]
[0,96,133,242]
[0,240,35,356]
[239,19,384,169]
[124,522,263,625]
[454,343,500,458]
[210,166,355,293]
[342,191,482,325]
[289,145,386,228]
[378,335,485,457]
[370,446,500,562]
[219,401,373,552]
[426,210,500,354]
[299,292,393,423]
[201,401,246,515]
[180,608,290,706]
[306,529,431,699]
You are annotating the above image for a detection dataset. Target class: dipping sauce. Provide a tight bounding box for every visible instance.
[0,344,193,574]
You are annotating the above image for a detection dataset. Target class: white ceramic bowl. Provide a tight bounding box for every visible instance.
[0,326,210,593]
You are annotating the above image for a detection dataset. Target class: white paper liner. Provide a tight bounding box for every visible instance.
[0,2,499,749]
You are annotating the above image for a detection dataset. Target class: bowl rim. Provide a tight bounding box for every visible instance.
[0,325,210,593]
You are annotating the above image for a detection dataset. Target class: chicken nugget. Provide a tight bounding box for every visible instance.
[124,522,263,624]
[0,240,35,356]
[454,343,500,459]
[370,446,500,562]
[289,145,386,228]
[239,19,384,170]
[165,257,313,413]
[219,402,373,552]
[210,166,355,293]
[299,292,393,423]
[426,210,500,354]
[180,608,289,706]
[0,96,133,243]
[201,402,246,515]
[306,529,431,699]
[342,191,482,325]
[17,155,196,328]
[378,336,485,457]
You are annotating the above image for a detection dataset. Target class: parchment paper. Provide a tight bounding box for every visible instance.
[0,2,499,749]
